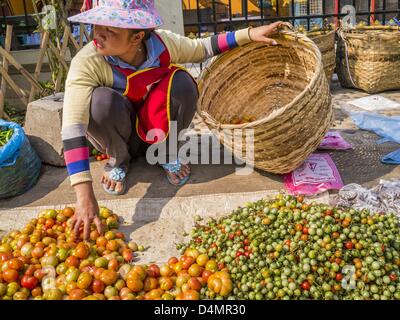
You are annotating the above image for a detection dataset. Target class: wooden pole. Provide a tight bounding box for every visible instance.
[54,27,70,92]
[61,21,81,51]
[83,24,91,43]
[29,31,50,102]
[48,42,69,71]
[0,47,44,92]
[0,65,29,106]
[79,24,85,48]
[0,25,13,119]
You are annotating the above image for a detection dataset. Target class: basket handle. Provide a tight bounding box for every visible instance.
[278,22,295,33]
[337,29,358,89]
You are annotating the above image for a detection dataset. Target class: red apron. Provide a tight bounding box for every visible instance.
[114,34,197,144]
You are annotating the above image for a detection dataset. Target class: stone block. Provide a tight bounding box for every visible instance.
[24,93,65,167]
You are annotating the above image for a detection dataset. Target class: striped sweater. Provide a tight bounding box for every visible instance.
[62,28,252,186]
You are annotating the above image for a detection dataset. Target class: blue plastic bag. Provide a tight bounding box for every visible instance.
[349,111,400,144]
[349,111,400,165]
[0,120,25,167]
[381,149,400,165]
[0,120,42,199]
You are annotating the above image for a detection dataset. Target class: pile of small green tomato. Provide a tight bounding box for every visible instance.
[179,194,400,300]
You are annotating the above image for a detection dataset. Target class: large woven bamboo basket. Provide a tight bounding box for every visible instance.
[308,30,336,82]
[197,30,333,174]
[336,26,400,93]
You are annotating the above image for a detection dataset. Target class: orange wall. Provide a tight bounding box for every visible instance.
[182,0,259,14]
[7,0,35,15]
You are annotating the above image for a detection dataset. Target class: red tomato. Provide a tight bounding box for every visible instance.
[66,255,80,268]
[243,239,250,246]
[301,281,311,291]
[92,279,105,293]
[390,273,398,281]
[325,209,333,216]
[345,242,354,250]
[34,269,46,282]
[101,154,108,160]
[168,257,178,266]
[336,273,343,281]
[45,219,55,229]
[202,270,212,282]
[21,275,38,290]
[3,269,19,283]
[228,233,235,240]
[108,258,119,271]
[0,252,12,262]
[148,264,160,278]
[8,258,24,270]
[302,227,309,235]
[182,256,195,270]
[235,230,242,237]
[122,249,133,263]
[24,265,36,277]
[187,277,202,291]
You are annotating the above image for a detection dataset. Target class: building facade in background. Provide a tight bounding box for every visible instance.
[182,0,400,35]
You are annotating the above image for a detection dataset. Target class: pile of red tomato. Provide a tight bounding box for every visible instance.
[91,148,110,162]
[0,207,232,300]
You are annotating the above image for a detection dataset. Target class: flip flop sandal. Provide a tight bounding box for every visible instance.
[160,159,190,186]
[102,166,127,195]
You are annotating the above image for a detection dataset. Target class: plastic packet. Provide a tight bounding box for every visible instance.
[336,180,400,218]
[284,153,344,196]
[318,131,353,150]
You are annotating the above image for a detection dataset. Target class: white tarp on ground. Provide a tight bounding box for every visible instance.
[0,191,330,264]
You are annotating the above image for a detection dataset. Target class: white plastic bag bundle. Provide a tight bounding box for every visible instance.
[336,180,400,218]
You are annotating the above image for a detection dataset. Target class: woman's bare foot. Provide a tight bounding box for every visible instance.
[100,171,124,193]
[164,163,191,185]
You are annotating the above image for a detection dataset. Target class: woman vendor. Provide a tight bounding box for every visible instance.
[65,0,289,238]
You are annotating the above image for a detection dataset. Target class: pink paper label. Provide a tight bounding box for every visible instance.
[284,153,344,195]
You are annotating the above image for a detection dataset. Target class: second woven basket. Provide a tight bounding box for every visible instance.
[197,30,333,174]
[308,29,336,82]
[336,26,400,93]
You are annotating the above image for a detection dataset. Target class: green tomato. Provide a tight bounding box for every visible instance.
[0,283,7,297]
[45,209,57,219]
[56,263,68,275]
[57,248,69,261]
[7,282,20,296]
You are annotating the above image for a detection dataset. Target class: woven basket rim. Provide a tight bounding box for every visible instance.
[197,30,324,130]
[306,29,336,39]
[341,25,400,34]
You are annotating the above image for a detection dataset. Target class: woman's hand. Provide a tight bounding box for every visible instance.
[72,182,103,240]
[249,21,292,45]
[80,1,87,12]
